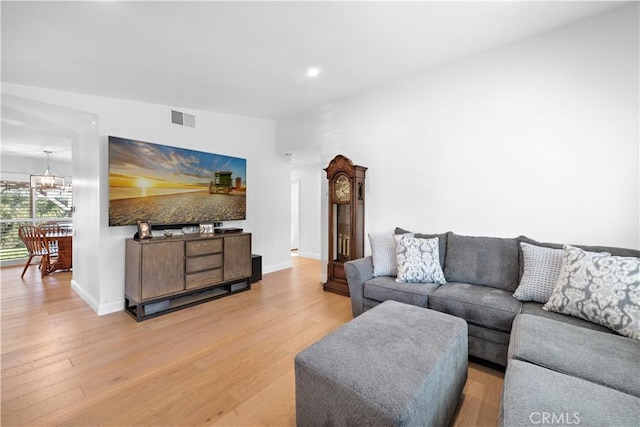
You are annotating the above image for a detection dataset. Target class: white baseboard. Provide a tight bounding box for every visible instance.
[98,299,125,316]
[71,279,99,314]
[263,261,292,274]
[297,251,321,259]
[71,279,124,316]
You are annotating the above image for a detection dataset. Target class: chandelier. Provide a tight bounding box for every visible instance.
[30,151,66,189]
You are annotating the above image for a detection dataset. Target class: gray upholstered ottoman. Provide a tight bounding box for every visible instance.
[294,300,468,427]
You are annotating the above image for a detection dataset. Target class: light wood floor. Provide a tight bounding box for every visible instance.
[1,256,504,426]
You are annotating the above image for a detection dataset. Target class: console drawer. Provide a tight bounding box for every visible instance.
[185,253,223,274]
[185,268,223,289]
[186,239,223,256]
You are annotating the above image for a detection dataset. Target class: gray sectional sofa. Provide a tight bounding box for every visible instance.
[344,229,640,426]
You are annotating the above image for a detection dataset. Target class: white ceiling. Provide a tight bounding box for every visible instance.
[1,95,94,161]
[0,1,627,162]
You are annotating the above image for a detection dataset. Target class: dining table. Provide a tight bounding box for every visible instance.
[45,231,73,274]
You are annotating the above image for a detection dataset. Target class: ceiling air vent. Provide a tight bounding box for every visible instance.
[171,109,196,128]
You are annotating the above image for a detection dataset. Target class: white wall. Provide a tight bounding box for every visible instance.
[1,153,72,182]
[278,5,640,257]
[291,163,322,259]
[2,83,292,315]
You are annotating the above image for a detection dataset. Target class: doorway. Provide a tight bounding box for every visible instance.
[291,179,300,254]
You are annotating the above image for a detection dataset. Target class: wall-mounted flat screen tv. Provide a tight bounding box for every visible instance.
[108,136,246,226]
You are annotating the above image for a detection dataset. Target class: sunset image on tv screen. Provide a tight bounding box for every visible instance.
[108,136,246,226]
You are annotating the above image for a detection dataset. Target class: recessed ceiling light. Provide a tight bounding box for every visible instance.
[306,68,320,78]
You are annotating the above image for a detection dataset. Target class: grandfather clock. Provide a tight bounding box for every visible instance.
[324,155,367,296]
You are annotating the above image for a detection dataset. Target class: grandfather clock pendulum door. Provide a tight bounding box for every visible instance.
[324,155,367,296]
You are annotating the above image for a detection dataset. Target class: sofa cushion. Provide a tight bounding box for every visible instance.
[509,314,640,397]
[520,302,613,334]
[501,360,640,427]
[394,235,446,284]
[364,276,439,308]
[368,233,397,277]
[517,235,640,281]
[428,282,522,333]
[444,233,519,291]
[544,245,640,340]
[395,227,449,267]
[513,242,564,303]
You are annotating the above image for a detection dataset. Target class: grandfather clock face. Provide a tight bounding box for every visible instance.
[334,174,351,202]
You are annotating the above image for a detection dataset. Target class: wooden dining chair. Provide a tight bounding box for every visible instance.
[18,225,57,278]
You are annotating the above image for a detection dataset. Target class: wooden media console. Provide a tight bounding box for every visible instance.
[124,232,252,321]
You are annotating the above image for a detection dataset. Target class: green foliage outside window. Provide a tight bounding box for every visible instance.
[0,182,72,261]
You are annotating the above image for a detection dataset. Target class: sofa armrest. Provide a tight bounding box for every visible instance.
[344,256,374,317]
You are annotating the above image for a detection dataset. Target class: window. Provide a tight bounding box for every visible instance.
[0,181,73,262]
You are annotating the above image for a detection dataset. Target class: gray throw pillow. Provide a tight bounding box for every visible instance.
[394,235,446,284]
[369,233,399,277]
[395,227,448,267]
[513,242,564,303]
[543,245,640,340]
[517,235,640,281]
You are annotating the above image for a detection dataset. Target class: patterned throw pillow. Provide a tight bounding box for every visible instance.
[513,243,565,303]
[394,235,446,284]
[369,233,399,277]
[543,245,640,340]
